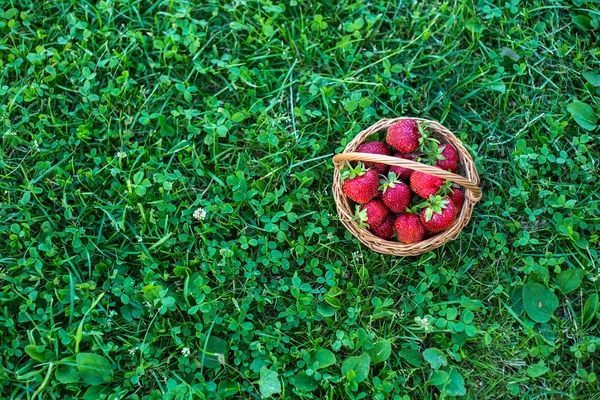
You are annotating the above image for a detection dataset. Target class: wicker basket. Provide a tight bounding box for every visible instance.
[332,117,482,256]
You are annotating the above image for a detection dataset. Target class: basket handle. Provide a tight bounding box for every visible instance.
[333,152,482,201]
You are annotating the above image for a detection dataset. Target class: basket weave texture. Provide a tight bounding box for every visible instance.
[332,117,482,256]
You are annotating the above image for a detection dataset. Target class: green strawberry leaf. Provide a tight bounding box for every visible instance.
[425,207,433,221]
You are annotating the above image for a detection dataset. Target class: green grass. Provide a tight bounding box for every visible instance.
[1,0,600,398]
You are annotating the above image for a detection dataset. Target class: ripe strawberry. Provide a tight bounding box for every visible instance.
[420,196,457,233]
[354,141,392,174]
[341,163,380,204]
[449,187,465,213]
[394,213,425,244]
[379,172,411,213]
[386,119,421,153]
[410,171,445,199]
[435,143,459,172]
[355,200,389,229]
[370,214,395,240]
[389,152,417,181]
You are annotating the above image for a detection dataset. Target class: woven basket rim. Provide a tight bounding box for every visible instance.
[332,117,481,256]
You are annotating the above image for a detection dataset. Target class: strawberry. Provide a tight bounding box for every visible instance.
[386,119,421,153]
[341,163,380,204]
[389,152,417,181]
[394,213,425,244]
[410,170,445,199]
[379,172,411,213]
[355,200,389,229]
[354,141,392,174]
[420,196,457,233]
[449,187,465,213]
[435,143,459,172]
[370,214,395,240]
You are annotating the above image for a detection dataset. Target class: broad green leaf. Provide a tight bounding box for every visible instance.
[572,15,592,30]
[365,339,392,364]
[522,283,559,323]
[25,345,49,362]
[567,101,597,131]
[217,381,239,398]
[399,349,423,366]
[341,353,370,383]
[555,269,583,294]
[76,353,113,385]
[583,71,600,87]
[465,18,483,33]
[527,362,550,378]
[56,364,80,384]
[258,367,281,398]
[200,336,228,369]
[429,370,448,385]
[292,371,318,392]
[82,385,112,400]
[444,368,467,396]
[583,293,598,326]
[423,348,447,370]
[308,348,336,370]
[317,303,335,317]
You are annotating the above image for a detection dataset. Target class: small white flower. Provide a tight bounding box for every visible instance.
[217,353,226,365]
[181,347,190,357]
[415,316,432,332]
[117,151,127,159]
[128,348,137,355]
[193,207,207,221]
[220,248,233,257]
[352,251,363,260]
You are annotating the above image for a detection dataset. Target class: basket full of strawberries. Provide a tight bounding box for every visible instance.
[332,117,482,256]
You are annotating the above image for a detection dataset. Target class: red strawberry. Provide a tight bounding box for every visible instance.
[371,214,395,240]
[420,196,457,233]
[435,144,459,172]
[341,163,380,204]
[354,141,392,174]
[410,171,445,199]
[394,213,425,244]
[449,187,465,213]
[386,119,421,153]
[355,200,389,229]
[379,172,411,213]
[389,152,417,181]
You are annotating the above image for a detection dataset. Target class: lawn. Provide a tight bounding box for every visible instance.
[1,0,600,398]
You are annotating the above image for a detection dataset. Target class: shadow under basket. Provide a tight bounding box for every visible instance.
[332,117,482,256]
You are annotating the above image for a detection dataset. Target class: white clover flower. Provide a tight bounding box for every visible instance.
[217,353,226,365]
[117,151,127,159]
[220,248,233,257]
[415,316,432,332]
[128,348,137,355]
[352,251,363,261]
[193,207,207,221]
[181,348,190,357]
